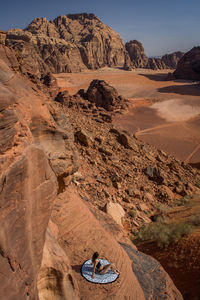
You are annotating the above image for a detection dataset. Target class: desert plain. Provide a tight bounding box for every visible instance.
[55,68,200,167]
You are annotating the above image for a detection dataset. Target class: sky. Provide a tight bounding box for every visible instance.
[0,0,200,57]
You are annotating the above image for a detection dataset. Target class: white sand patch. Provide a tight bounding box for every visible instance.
[152,99,200,122]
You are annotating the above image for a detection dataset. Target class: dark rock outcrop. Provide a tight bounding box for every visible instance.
[125,40,148,68]
[6,13,131,76]
[162,51,184,69]
[174,47,200,81]
[85,79,127,111]
[121,243,183,300]
[147,57,167,70]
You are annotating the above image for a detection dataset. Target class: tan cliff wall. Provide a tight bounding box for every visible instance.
[0,44,78,299]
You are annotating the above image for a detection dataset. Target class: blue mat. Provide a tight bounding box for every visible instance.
[81,259,119,284]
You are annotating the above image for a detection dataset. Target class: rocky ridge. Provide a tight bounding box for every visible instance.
[5,13,132,76]
[125,40,184,70]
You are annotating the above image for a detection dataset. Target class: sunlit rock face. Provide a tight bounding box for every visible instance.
[5,13,130,76]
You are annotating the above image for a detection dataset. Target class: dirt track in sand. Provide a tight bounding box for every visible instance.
[55,68,200,164]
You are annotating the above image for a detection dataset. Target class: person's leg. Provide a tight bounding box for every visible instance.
[110,263,120,275]
[99,263,111,274]
[99,263,120,275]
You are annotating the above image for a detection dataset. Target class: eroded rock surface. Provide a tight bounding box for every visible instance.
[125,40,148,68]
[0,44,77,299]
[6,13,131,76]
[126,39,183,70]
[85,79,127,111]
[162,51,184,69]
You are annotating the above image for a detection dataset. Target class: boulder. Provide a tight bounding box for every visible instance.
[86,79,126,111]
[144,166,164,184]
[75,129,93,147]
[106,201,125,226]
[55,90,71,105]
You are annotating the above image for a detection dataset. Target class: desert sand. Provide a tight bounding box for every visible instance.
[55,68,200,165]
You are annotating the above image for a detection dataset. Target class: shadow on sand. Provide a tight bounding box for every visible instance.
[158,84,200,96]
[72,264,82,274]
[139,73,168,81]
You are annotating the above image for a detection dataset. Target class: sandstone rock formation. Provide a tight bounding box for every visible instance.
[5,13,131,76]
[0,30,6,45]
[85,79,127,111]
[125,40,148,68]
[0,44,78,299]
[174,46,200,80]
[125,39,183,70]
[162,51,184,69]
[147,57,167,70]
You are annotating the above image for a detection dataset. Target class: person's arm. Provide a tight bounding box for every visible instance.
[92,260,97,279]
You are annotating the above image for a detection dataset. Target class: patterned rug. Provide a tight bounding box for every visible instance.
[81,259,119,284]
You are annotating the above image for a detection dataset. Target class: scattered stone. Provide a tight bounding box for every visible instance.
[126,188,141,198]
[75,129,93,147]
[161,185,174,200]
[144,193,155,203]
[144,166,164,184]
[55,90,70,105]
[98,147,112,156]
[117,133,133,149]
[138,203,149,211]
[99,112,112,123]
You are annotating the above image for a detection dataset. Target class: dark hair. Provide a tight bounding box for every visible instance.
[92,252,99,262]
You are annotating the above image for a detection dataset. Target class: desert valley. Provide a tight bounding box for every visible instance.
[0,11,200,300]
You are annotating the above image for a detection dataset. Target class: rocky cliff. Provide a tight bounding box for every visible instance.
[125,40,148,68]
[1,43,196,299]
[0,44,79,299]
[174,46,200,80]
[125,40,183,70]
[162,51,184,69]
[5,13,131,76]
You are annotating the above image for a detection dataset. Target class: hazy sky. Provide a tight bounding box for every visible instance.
[0,0,199,56]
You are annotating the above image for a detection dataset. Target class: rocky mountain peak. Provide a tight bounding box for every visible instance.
[6,13,132,75]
